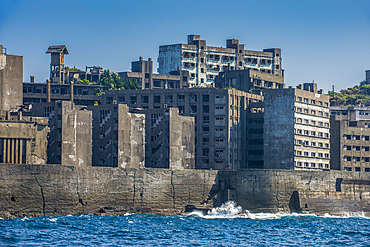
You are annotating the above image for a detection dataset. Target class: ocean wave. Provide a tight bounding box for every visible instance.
[187,201,370,220]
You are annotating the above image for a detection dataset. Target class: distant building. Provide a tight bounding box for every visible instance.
[118,57,189,89]
[0,111,49,164]
[264,83,331,170]
[214,68,284,92]
[158,34,282,87]
[102,87,264,170]
[330,106,370,172]
[0,45,23,112]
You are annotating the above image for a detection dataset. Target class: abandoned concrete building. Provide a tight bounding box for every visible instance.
[26,101,92,166]
[118,57,189,89]
[0,111,49,164]
[89,104,194,169]
[88,104,145,168]
[21,45,105,106]
[0,45,23,113]
[23,79,101,106]
[130,107,195,169]
[158,35,282,87]
[101,87,264,170]
[330,106,370,172]
[214,68,284,92]
[264,83,330,170]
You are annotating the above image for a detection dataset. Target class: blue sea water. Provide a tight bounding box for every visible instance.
[1,202,370,246]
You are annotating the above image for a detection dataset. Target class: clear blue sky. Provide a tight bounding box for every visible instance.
[1,0,370,93]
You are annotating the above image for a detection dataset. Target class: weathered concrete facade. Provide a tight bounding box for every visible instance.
[118,57,189,89]
[117,104,145,168]
[1,164,370,218]
[29,101,92,166]
[0,112,49,164]
[264,83,330,170]
[0,45,23,112]
[130,107,195,169]
[102,88,264,170]
[23,81,101,106]
[330,114,370,172]
[158,35,282,87]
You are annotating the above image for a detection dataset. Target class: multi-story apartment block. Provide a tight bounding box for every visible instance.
[89,104,146,168]
[264,83,330,170]
[130,107,195,169]
[330,106,370,172]
[158,35,282,87]
[89,104,194,169]
[102,88,264,170]
[214,68,284,92]
[118,57,189,89]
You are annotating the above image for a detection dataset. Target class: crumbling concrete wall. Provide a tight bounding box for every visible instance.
[0,164,217,218]
[61,102,92,166]
[118,104,145,168]
[0,46,23,112]
[169,108,195,169]
[219,169,370,216]
[1,164,370,218]
[0,115,49,164]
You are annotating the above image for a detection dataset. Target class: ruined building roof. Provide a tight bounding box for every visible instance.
[46,45,69,54]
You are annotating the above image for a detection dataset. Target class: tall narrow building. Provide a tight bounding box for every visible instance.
[264,83,330,170]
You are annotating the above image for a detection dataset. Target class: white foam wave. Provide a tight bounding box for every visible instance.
[49,218,57,222]
[186,201,370,220]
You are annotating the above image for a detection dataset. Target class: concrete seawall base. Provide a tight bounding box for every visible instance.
[1,164,370,218]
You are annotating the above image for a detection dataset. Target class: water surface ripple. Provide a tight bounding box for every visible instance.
[1,202,370,246]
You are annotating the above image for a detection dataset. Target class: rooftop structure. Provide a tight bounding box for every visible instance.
[118,57,189,89]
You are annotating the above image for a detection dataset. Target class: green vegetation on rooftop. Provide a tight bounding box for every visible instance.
[328,80,370,106]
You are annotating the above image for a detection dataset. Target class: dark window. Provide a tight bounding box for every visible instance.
[203,105,209,113]
[130,96,137,104]
[202,95,209,103]
[145,73,150,78]
[142,96,148,104]
[355,167,361,172]
[154,96,161,104]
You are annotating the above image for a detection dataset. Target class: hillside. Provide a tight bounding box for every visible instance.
[329,80,370,106]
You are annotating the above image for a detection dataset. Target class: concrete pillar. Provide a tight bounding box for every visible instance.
[15,139,19,164]
[47,79,51,102]
[70,81,74,104]
[19,139,23,164]
[6,139,11,163]
[3,139,6,163]
[25,140,30,164]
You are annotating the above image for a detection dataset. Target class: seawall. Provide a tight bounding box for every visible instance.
[1,164,370,218]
